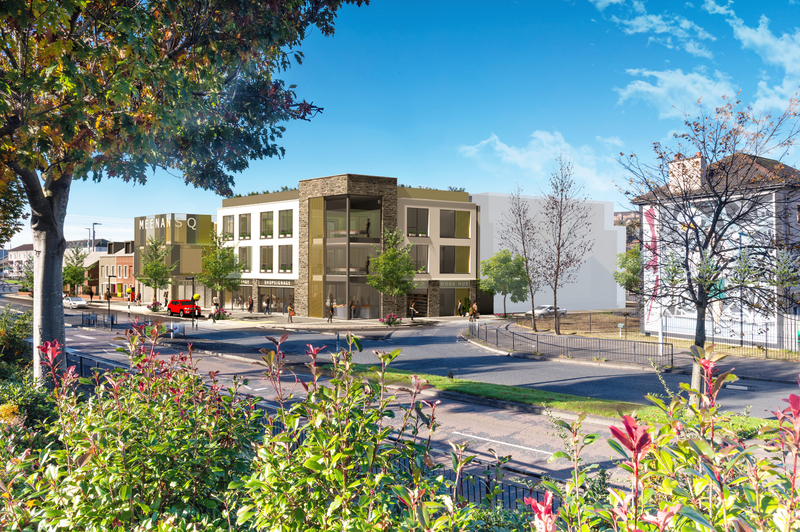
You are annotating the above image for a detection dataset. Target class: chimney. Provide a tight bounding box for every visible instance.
[668,152,707,192]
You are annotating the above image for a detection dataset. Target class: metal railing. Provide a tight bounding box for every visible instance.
[469,322,673,367]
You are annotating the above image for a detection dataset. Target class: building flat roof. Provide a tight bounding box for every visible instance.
[221,189,300,207]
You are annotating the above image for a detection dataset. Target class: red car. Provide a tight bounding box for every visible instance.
[167,299,202,318]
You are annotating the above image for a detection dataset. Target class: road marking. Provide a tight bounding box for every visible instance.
[726,384,749,391]
[451,431,553,455]
[75,335,95,340]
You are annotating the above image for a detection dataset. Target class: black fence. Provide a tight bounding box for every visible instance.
[468,322,673,367]
[78,312,186,337]
[63,348,553,512]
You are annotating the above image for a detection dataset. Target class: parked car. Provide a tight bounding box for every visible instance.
[167,299,202,318]
[63,296,88,309]
[525,305,567,318]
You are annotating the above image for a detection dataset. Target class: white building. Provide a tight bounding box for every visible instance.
[471,192,626,313]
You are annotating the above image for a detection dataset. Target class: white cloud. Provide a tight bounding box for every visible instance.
[609,1,716,58]
[459,131,617,193]
[596,135,625,147]
[615,68,738,118]
[704,0,800,110]
[588,0,626,11]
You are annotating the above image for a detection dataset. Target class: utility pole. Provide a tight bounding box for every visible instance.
[92,222,102,252]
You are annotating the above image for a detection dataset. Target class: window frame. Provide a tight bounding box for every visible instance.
[407,208,429,237]
[279,210,293,238]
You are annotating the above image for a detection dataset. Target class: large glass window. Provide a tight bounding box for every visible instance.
[440,245,470,273]
[222,215,234,239]
[350,196,381,241]
[260,246,273,272]
[279,210,293,238]
[407,208,429,237]
[238,213,251,239]
[238,246,251,272]
[411,244,428,272]
[279,245,293,272]
[260,212,273,238]
[440,210,470,238]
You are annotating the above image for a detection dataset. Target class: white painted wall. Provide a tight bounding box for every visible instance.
[471,192,625,312]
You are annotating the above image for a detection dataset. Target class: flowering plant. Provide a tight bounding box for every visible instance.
[379,313,402,326]
[210,308,230,320]
[146,302,162,312]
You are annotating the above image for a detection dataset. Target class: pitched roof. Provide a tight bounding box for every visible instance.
[9,244,33,252]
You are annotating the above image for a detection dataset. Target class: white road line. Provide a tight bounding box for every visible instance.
[75,335,96,340]
[451,431,553,455]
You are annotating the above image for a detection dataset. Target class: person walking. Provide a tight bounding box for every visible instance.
[163,292,168,307]
[213,295,219,312]
[262,297,268,315]
[472,301,479,320]
[328,302,335,323]
[468,301,474,322]
[456,299,463,317]
[248,296,254,314]
[287,303,295,323]
[365,219,371,238]
[136,292,141,306]
[409,301,417,322]
[266,295,271,314]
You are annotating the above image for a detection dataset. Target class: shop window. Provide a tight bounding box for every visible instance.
[260,212,273,238]
[222,215,234,239]
[440,210,470,238]
[440,245,470,274]
[239,213,251,239]
[412,244,428,272]
[260,246,273,272]
[238,246,251,272]
[279,245,293,272]
[407,208,429,237]
[279,210,293,238]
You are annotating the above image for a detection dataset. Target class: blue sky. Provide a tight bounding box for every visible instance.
[9,0,800,247]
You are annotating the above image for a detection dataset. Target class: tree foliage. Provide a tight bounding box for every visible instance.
[480,249,528,315]
[137,237,177,293]
[367,229,420,313]
[613,244,643,293]
[196,230,244,297]
[62,245,88,296]
[0,179,26,248]
[539,156,595,335]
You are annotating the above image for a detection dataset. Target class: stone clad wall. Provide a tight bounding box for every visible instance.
[296,174,398,318]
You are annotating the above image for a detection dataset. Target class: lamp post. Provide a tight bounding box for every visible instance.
[85,228,91,252]
[92,222,102,252]
[185,276,196,329]
[107,274,116,324]
[739,232,746,347]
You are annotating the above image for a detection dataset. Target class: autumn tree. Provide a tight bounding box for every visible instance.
[0,0,367,378]
[480,249,528,316]
[500,185,545,331]
[624,95,800,400]
[0,179,26,248]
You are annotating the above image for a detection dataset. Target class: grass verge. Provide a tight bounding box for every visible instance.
[341,363,775,439]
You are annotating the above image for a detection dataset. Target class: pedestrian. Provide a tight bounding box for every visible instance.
[365,219,371,238]
[287,303,295,323]
[136,292,141,306]
[468,302,474,322]
[349,300,355,319]
[88,288,94,304]
[266,295,271,314]
[472,301,479,320]
[105,289,111,301]
[213,295,219,311]
[248,296,253,313]
[163,291,168,307]
[328,302,335,323]
[263,297,268,315]
[409,301,417,322]
[456,299,463,317]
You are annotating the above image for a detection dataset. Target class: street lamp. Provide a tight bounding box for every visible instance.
[92,222,102,252]
[185,276,196,329]
[739,232,747,347]
[107,274,116,325]
[85,228,91,252]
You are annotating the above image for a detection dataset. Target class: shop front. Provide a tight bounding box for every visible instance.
[439,280,472,317]
[257,279,295,314]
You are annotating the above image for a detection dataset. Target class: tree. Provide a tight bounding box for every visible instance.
[613,244,643,293]
[0,0,366,376]
[622,95,800,402]
[540,156,595,335]
[19,256,34,294]
[196,231,244,308]
[367,229,420,316]
[137,238,178,299]
[480,249,528,316]
[0,179,26,248]
[62,245,88,296]
[500,185,545,331]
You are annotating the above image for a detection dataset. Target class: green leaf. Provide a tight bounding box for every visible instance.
[680,506,715,530]
[548,451,570,463]
[119,484,131,500]
[304,456,326,471]
[607,438,628,458]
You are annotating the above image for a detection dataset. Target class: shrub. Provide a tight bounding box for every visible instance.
[0,305,32,365]
[379,313,402,326]
[146,301,162,312]
[210,308,230,320]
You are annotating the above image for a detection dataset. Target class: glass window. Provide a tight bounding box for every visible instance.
[260,212,273,238]
[238,246,251,272]
[124,265,128,278]
[279,210,293,237]
[223,215,234,239]
[279,245,293,272]
[412,244,428,272]
[440,210,470,238]
[260,246,273,272]
[407,208,429,237]
[239,214,251,239]
[440,246,470,273]
[350,196,381,241]
[118,265,122,278]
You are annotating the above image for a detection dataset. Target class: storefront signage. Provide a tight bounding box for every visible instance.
[414,280,428,289]
[258,279,295,287]
[137,215,199,231]
[440,280,471,288]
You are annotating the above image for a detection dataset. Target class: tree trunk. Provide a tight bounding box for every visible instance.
[528,282,538,332]
[503,293,507,316]
[554,288,560,335]
[690,304,707,407]
[11,164,72,381]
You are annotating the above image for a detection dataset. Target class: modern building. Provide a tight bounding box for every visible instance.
[216,174,480,318]
[471,192,626,313]
[132,213,215,306]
